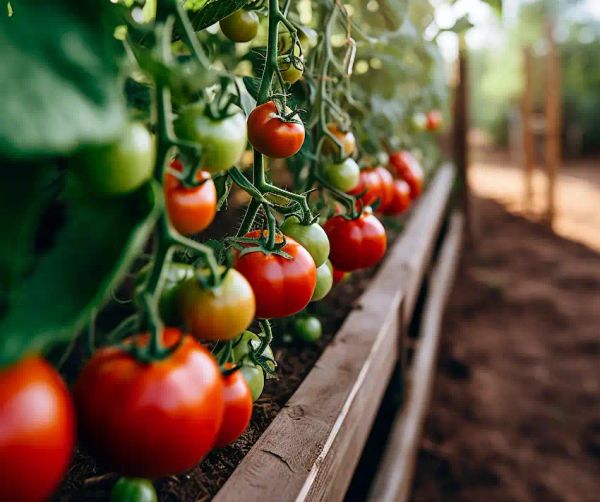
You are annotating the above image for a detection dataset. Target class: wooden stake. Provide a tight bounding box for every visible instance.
[521,46,534,211]
[544,20,561,226]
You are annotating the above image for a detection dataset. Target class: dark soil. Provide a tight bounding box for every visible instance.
[411,197,600,501]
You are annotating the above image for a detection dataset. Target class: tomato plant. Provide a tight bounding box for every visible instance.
[294,316,323,343]
[164,159,216,236]
[247,101,305,159]
[389,151,424,200]
[175,104,247,173]
[321,158,361,192]
[110,477,157,502]
[425,110,443,131]
[322,123,357,158]
[280,215,330,267]
[214,365,253,448]
[71,122,155,196]
[0,357,75,502]
[383,179,412,215]
[179,268,256,342]
[312,261,333,301]
[219,10,259,43]
[74,329,224,478]
[324,212,387,272]
[235,231,317,319]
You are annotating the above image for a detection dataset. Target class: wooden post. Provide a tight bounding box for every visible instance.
[544,20,561,226]
[521,46,534,211]
[453,35,470,240]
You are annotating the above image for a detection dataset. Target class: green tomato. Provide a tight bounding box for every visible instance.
[219,10,259,43]
[321,158,360,192]
[175,104,247,173]
[110,477,157,502]
[280,216,330,267]
[239,364,265,402]
[278,26,317,54]
[232,331,275,372]
[294,316,322,343]
[136,262,194,324]
[312,261,333,302]
[278,54,304,84]
[411,112,427,132]
[71,122,155,196]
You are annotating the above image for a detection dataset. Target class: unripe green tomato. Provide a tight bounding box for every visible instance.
[411,112,427,132]
[312,261,333,302]
[278,26,317,54]
[294,316,322,343]
[175,104,247,173]
[321,158,360,192]
[278,54,304,84]
[71,122,155,196]
[231,331,275,372]
[280,216,330,267]
[136,263,194,325]
[110,477,157,502]
[220,10,259,43]
[239,365,265,402]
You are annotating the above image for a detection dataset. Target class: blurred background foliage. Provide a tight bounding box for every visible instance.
[469,0,600,155]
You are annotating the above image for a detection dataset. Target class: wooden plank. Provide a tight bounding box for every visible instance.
[544,20,561,226]
[453,35,471,242]
[214,164,455,502]
[367,211,464,502]
[521,46,535,211]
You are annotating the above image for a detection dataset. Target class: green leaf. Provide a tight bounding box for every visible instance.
[189,0,252,32]
[437,15,474,36]
[0,0,126,158]
[214,173,233,210]
[235,76,258,115]
[0,180,161,367]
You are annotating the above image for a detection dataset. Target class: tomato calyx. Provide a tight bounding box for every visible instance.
[167,159,211,189]
[229,232,293,259]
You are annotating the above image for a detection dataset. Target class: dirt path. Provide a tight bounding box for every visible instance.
[411,196,600,502]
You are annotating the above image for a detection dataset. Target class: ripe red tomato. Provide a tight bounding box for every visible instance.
[348,168,383,208]
[214,365,253,448]
[322,123,356,157]
[165,159,217,235]
[374,166,394,212]
[425,110,443,131]
[332,265,348,285]
[74,329,224,478]
[324,212,387,271]
[0,357,75,502]
[389,151,424,200]
[247,101,305,159]
[383,179,411,215]
[234,230,317,318]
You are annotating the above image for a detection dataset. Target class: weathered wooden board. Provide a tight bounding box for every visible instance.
[367,211,464,502]
[214,164,456,502]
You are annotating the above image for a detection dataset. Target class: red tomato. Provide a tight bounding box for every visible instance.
[247,101,305,159]
[214,365,253,448]
[165,159,217,235]
[0,357,75,502]
[383,179,411,215]
[374,166,394,212]
[324,212,387,271]
[348,168,382,208]
[389,151,424,200]
[234,230,317,318]
[426,110,443,131]
[74,329,224,478]
[332,265,348,285]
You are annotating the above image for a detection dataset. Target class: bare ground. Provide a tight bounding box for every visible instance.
[411,194,600,502]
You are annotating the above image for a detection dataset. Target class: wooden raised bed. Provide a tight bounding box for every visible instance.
[215,164,457,502]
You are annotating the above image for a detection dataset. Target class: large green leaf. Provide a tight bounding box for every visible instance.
[0,179,161,367]
[0,0,126,158]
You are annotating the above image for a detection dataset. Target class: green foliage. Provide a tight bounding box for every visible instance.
[0,178,160,367]
[0,0,126,158]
